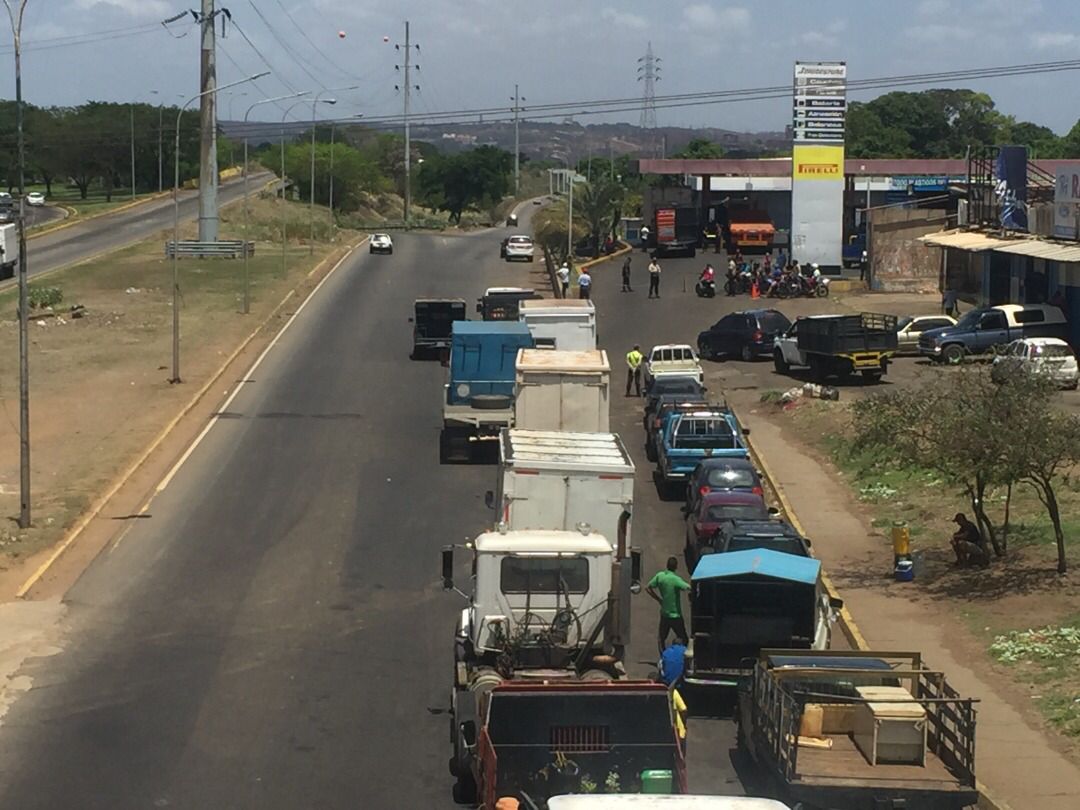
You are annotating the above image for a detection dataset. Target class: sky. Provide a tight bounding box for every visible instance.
[3,0,1080,133]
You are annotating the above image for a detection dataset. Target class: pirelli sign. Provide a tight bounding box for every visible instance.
[793,146,844,181]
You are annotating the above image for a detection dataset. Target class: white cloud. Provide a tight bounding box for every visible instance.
[903,23,976,43]
[600,7,648,30]
[1031,31,1080,49]
[682,3,750,31]
[72,0,170,16]
[799,31,836,47]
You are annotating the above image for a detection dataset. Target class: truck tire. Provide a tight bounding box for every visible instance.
[861,370,883,383]
[645,440,657,462]
[470,394,513,410]
[808,355,827,382]
[452,773,477,805]
[773,350,789,374]
[740,344,755,363]
[943,344,965,365]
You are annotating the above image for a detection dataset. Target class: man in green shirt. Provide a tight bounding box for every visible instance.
[646,556,691,655]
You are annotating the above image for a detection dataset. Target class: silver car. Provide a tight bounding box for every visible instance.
[896,314,956,355]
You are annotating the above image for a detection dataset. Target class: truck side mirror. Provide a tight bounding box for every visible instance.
[630,548,643,594]
[484,490,495,510]
[442,546,455,591]
[741,427,751,436]
[829,596,844,610]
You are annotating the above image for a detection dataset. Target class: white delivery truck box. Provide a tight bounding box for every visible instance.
[493,429,635,556]
[519,298,597,350]
[0,223,18,280]
[515,349,610,433]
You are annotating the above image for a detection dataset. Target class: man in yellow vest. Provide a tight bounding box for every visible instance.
[626,344,644,397]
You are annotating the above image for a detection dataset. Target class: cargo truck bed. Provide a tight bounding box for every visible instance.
[793,733,965,791]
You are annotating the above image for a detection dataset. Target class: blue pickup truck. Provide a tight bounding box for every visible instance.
[441,321,534,463]
[655,406,749,496]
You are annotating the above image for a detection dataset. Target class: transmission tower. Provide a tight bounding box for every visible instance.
[394,21,420,226]
[637,42,661,155]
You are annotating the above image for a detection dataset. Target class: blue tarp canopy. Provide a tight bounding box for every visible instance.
[691,548,821,585]
[451,320,531,336]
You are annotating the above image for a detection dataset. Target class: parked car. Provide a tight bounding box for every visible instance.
[698,308,792,362]
[370,233,393,254]
[685,491,771,570]
[991,337,1079,389]
[919,303,1068,363]
[683,457,764,517]
[504,235,535,262]
[710,517,812,557]
[656,405,749,493]
[895,314,956,355]
[644,344,704,387]
[26,191,45,206]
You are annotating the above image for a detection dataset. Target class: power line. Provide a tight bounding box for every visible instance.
[270,0,359,83]
[227,14,301,93]
[244,0,329,91]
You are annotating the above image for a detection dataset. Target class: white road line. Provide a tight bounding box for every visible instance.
[153,245,363,495]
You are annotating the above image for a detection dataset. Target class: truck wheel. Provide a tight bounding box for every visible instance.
[645,439,657,462]
[741,344,755,363]
[773,350,789,374]
[943,344,965,365]
[861,370,883,383]
[470,394,513,410]
[452,773,477,805]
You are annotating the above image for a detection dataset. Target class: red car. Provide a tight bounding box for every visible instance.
[684,490,771,570]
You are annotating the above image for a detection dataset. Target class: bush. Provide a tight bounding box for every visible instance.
[29,286,63,309]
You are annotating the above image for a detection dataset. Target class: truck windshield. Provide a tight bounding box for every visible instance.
[501,557,589,594]
[674,418,735,450]
[954,309,986,330]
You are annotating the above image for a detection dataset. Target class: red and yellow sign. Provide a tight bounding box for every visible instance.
[793,144,844,181]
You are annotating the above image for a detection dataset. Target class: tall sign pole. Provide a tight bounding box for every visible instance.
[198,0,220,241]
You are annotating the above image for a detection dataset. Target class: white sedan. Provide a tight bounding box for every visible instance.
[369,233,393,255]
[992,337,1079,389]
[504,235,535,262]
[26,191,46,206]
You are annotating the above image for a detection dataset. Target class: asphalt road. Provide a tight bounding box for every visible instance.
[16,173,273,282]
[25,204,66,229]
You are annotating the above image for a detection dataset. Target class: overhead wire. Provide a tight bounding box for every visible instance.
[227,15,302,94]
[270,0,362,83]
[244,0,329,91]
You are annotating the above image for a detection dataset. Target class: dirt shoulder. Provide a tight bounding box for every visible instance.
[0,195,361,599]
[728,385,1080,810]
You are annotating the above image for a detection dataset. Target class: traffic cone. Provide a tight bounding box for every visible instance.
[750,280,760,299]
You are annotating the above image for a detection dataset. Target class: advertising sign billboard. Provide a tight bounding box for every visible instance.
[1054,168,1080,240]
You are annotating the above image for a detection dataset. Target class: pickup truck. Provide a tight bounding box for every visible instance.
[410,298,465,360]
[645,344,704,388]
[737,650,978,810]
[655,406,749,494]
[918,303,1069,364]
[773,313,897,383]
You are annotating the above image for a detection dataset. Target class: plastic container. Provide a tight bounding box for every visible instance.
[894,559,914,582]
[800,703,825,737]
[892,521,910,558]
[640,769,674,794]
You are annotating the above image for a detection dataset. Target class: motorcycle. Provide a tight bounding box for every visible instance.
[695,278,717,298]
[792,273,830,298]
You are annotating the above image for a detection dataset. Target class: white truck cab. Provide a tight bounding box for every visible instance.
[645,344,704,387]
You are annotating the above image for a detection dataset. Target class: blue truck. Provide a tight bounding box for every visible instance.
[441,321,534,463]
[655,405,749,496]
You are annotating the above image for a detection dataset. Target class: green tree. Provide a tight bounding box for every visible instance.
[532,198,586,265]
[417,145,512,223]
[674,137,724,159]
[282,141,387,210]
[576,179,622,257]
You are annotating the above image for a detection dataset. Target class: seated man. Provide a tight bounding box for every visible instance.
[659,637,687,687]
[951,513,989,566]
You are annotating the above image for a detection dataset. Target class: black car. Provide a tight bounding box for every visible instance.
[683,457,764,517]
[697,308,792,362]
[642,375,707,428]
[710,517,812,557]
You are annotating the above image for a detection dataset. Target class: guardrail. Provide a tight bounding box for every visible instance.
[165,240,255,259]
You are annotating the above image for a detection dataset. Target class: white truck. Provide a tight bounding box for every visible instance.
[0,222,18,281]
[519,298,597,350]
[441,526,643,802]
[514,348,610,433]
[488,429,635,559]
[645,344,704,388]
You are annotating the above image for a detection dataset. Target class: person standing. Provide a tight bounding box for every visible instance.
[621,255,633,292]
[625,344,644,397]
[859,249,868,283]
[578,268,592,300]
[556,262,571,298]
[942,286,959,318]
[646,556,691,654]
[640,224,650,252]
[648,257,662,299]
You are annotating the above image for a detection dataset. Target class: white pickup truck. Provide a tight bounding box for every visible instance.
[645,344,704,387]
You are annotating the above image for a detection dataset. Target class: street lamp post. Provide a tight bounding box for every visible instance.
[328,114,363,243]
[242,91,309,314]
[130,104,136,200]
[172,73,268,383]
[309,86,358,255]
[280,98,326,277]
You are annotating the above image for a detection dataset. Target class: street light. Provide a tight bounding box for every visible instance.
[281,98,330,276]
[171,72,268,383]
[242,91,309,314]
[310,86,358,255]
[329,114,364,242]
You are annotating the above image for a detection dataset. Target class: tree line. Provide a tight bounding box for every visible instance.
[847,88,1080,159]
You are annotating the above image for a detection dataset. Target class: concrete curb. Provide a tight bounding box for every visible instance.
[573,243,632,281]
[15,238,364,599]
[742,426,1009,810]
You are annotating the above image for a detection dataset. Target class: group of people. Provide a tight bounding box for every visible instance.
[723,253,822,298]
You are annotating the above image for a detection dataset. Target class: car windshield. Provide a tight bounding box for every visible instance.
[673,417,736,449]
[500,556,589,593]
[705,466,755,488]
[760,312,792,333]
[509,237,532,245]
[727,536,805,555]
[706,504,767,521]
[954,309,985,330]
[1033,344,1072,358]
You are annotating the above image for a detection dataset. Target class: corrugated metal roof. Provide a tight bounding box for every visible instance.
[992,240,1080,262]
[691,548,821,584]
[917,231,1013,251]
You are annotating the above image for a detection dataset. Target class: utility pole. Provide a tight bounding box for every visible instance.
[6,0,30,528]
[396,22,419,227]
[130,105,136,200]
[198,0,219,241]
[512,84,524,195]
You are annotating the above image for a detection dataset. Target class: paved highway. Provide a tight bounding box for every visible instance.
[0,225,774,806]
[14,173,273,283]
